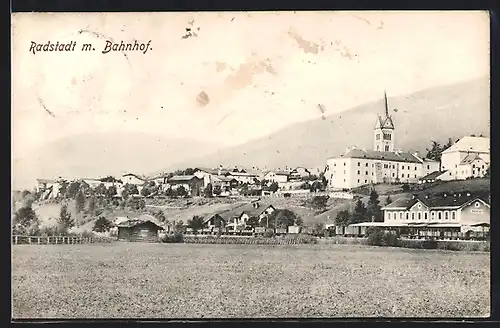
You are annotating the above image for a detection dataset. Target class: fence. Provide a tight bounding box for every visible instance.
[182,236,313,245]
[12,235,115,245]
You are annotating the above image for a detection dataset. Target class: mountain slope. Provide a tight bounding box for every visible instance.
[169,77,490,171]
[13,132,221,190]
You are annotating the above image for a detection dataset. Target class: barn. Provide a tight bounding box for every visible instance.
[117,219,164,243]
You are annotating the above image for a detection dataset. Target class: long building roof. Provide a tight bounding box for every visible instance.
[442,136,490,154]
[335,148,421,163]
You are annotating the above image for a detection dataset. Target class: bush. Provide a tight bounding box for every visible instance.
[366,227,400,247]
[263,230,276,238]
[160,232,184,243]
[422,237,438,249]
[283,233,317,244]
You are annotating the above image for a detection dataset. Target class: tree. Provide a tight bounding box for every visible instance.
[366,190,382,222]
[312,222,325,236]
[122,184,139,199]
[246,216,260,229]
[444,137,454,150]
[93,216,113,232]
[270,182,279,193]
[320,173,328,189]
[213,186,222,196]
[176,186,188,197]
[156,211,166,222]
[165,188,174,198]
[204,183,213,198]
[425,140,444,161]
[87,196,97,215]
[106,185,117,199]
[267,209,301,229]
[350,199,367,224]
[187,216,205,234]
[65,181,81,199]
[13,206,40,235]
[58,204,74,234]
[335,210,351,226]
[184,168,195,175]
[385,195,393,206]
[75,190,86,213]
[310,195,329,209]
[95,183,107,196]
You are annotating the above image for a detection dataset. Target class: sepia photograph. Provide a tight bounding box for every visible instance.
[11,11,490,319]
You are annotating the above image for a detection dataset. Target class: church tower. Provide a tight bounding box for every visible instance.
[373,92,395,152]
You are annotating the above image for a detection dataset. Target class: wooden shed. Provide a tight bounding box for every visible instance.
[117,219,164,243]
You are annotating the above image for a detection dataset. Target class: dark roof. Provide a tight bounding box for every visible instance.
[204,214,226,224]
[383,192,490,210]
[195,167,231,175]
[167,175,199,182]
[117,219,163,229]
[341,148,421,163]
[219,203,274,221]
[419,171,443,180]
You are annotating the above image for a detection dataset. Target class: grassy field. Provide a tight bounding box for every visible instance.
[12,243,489,319]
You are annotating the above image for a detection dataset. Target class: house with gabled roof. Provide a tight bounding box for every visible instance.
[122,173,146,186]
[441,136,490,180]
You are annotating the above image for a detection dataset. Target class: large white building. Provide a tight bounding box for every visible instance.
[440,136,490,180]
[325,93,440,190]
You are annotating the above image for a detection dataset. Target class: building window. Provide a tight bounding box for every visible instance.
[357,179,360,183]
[383,133,391,140]
[344,170,346,174]
[424,212,428,220]
[392,173,395,177]
[366,171,368,175]
[357,170,360,174]
[364,180,367,183]
[438,212,442,220]
[372,164,374,167]
[482,165,484,169]
[406,213,409,220]
[343,179,346,182]
[444,211,449,220]
[473,164,475,168]
[372,172,374,176]
[384,164,388,168]
[414,174,417,178]
[411,213,415,220]
[407,174,410,178]
[418,212,421,220]
[475,202,480,207]
[402,166,405,170]
[431,211,435,220]
[427,165,430,170]
[365,163,368,167]
[417,204,421,209]
[385,145,389,151]
[334,163,336,167]
[452,212,456,220]
[376,134,380,140]
[415,167,417,171]
[344,163,346,166]
[399,212,403,220]
[392,165,395,169]
[358,162,360,166]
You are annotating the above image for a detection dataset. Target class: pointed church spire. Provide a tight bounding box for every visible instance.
[384,90,389,118]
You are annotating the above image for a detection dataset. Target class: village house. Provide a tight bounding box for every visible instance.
[222,202,276,232]
[193,166,230,187]
[99,176,123,189]
[211,176,239,192]
[325,93,440,190]
[440,136,490,180]
[264,171,290,184]
[122,173,147,186]
[201,214,227,233]
[224,168,259,184]
[289,167,312,180]
[167,175,204,197]
[116,219,164,243]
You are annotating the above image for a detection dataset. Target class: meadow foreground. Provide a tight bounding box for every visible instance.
[12,243,490,318]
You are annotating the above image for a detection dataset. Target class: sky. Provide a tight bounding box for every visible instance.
[12,11,489,159]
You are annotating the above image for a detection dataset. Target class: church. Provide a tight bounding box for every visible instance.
[325,93,440,190]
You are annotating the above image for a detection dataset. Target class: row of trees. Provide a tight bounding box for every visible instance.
[334,190,391,226]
